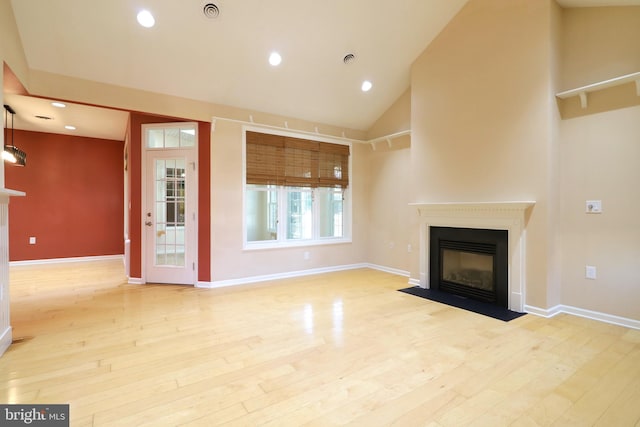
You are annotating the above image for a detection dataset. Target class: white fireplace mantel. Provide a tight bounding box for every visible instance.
[410,201,535,313]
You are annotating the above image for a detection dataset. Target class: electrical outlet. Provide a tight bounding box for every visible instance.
[585,265,597,280]
[586,200,602,214]
[29,236,36,245]
[303,251,310,260]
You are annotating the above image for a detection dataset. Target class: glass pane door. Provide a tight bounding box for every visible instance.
[154,158,186,267]
[143,122,197,285]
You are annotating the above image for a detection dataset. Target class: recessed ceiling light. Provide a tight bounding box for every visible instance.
[51,102,66,108]
[269,52,282,66]
[65,125,76,131]
[137,10,155,28]
[361,80,373,92]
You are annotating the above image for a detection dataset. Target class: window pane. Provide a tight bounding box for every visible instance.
[166,201,176,224]
[156,160,166,179]
[287,189,312,240]
[156,248,166,266]
[174,245,185,266]
[156,224,166,244]
[246,186,278,241]
[180,127,196,147]
[156,201,166,223]
[165,128,180,148]
[166,224,177,244]
[176,225,185,245]
[177,201,185,224]
[147,129,164,148]
[318,188,343,238]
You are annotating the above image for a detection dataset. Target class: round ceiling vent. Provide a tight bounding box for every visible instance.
[343,53,356,65]
[203,3,220,19]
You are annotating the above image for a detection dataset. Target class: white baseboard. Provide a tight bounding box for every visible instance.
[0,326,12,357]
[523,304,563,318]
[127,277,144,285]
[524,304,640,330]
[407,278,421,287]
[10,254,124,266]
[197,263,370,289]
[365,264,410,277]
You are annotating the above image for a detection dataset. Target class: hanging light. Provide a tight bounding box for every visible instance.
[3,104,26,166]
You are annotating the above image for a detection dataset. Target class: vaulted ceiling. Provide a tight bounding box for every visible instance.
[5,0,640,140]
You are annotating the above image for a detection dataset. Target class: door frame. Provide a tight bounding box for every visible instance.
[141,122,199,285]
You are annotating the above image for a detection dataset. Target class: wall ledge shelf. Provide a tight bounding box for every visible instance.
[368,130,411,151]
[556,72,640,109]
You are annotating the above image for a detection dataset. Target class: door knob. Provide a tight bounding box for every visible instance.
[145,221,153,226]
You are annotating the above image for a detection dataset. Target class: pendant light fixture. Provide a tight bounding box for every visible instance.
[3,104,26,166]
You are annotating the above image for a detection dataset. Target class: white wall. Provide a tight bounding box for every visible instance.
[557,6,640,320]
[409,0,557,308]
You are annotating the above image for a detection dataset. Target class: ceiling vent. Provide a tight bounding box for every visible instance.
[35,115,52,120]
[203,3,220,19]
[343,53,356,65]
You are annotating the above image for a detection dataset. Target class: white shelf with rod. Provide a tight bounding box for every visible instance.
[556,71,640,109]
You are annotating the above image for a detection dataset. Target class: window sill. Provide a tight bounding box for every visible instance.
[243,238,352,251]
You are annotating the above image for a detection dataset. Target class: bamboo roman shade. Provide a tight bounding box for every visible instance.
[246,131,350,188]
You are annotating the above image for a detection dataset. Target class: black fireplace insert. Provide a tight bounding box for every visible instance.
[429,227,508,307]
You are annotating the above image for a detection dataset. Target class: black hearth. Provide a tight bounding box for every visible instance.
[430,227,508,307]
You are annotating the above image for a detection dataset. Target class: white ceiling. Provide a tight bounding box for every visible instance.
[9,0,470,135]
[3,94,129,141]
[6,0,640,140]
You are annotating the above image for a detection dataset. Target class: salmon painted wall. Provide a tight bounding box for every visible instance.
[197,121,211,282]
[5,129,124,261]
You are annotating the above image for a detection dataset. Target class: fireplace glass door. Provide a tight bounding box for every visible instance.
[442,249,494,292]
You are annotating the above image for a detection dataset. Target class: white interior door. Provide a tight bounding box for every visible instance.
[143,124,197,285]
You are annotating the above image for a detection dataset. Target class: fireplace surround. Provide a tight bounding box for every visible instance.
[411,202,535,313]
[430,226,508,307]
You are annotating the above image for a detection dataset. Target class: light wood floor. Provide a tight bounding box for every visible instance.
[2,260,640,426]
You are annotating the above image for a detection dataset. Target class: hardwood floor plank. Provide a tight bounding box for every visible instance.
[2,260,640,425]
[553,348,640,425]
[593,361,640,426]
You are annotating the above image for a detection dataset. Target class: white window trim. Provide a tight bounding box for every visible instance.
[242,125,353,251]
